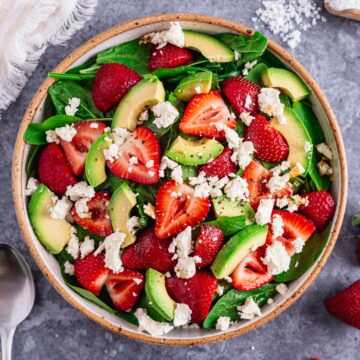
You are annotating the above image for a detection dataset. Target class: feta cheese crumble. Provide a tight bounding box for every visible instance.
[262,241,291,275]
[276,283,288,296]
[304,141,312,152]
[242,60,258,76]
[48,196,72,220]
[240,112,255,126]
[289,162,305,178]
[216,316,231,331]
[271,214,284,239]
[138,110,149,124]
[55,124,77,142]
[64,97,81,116]
[66,182,95,201]
[316,143,333,160]
[25,177,40,196]
[90,122,99,129]
[80,236,95,259]
[159,156,183,184]
[317,160,333,176]
[45,130,59,144]
[66,232,80,260]
[293,237,305,254]
[135,308,174,336]
[64,261,74,276]
[224,177,249,201]
[152,101,179,128]
[258,88,286,124]
[173,303,192,327]
[266,173,290,194]
[75,198,91,219]
[238,298,262,320]
[147,22,184,49]
[127,216,140,235]
[255,198,274,225]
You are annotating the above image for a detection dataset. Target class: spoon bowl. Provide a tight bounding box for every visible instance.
[0,244,35,360]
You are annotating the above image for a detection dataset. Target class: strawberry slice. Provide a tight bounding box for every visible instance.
[92,63,141,112]
[122,227,176,272]
[60,121,107,176]
[148,44,194,71]
[244,114,289,162]
[267,210,316,256]
[74,253,109,296]
[71,192,113,236]
[165,270,218,324]
[155,180,210,239]
[193,224,224,268]
[241,160,292,209]
[231,248,273,291]
[198,147,237,178]
[325,279,360,329]
[298,191,335,230]
[38,143,77,195]
[107,126,160,185]
[179,90,237,141]
[105,269,144,311]
[221,76,260,115]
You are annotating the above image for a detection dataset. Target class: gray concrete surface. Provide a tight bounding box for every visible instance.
[2,0,360,359]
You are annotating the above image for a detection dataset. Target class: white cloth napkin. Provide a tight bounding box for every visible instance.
[0,0,98,117]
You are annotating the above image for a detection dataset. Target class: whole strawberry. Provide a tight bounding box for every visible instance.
[298,190,335,230]
[244,114,289,162]
[325,279,360,329]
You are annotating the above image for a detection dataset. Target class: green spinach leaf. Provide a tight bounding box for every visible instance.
[138,296,168,323]
[274,225,332,282]
[75,225,105,243]
[203,284,276,328]
[26,146,42,176]
[204,216,247,237]
[245,63,268,84]
[353,213,360,226]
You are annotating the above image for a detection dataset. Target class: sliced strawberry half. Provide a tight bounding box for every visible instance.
[244,114,289,162]
[267,209,316,256]
[74,253,109,296]
[198,147,237,178]
[165,270,218,324]
[107,126,160,185]
[148,44,194,71]
[71,192,113,236]
[241,160,292,209]
[179,90,237,141]
[38,143,77,195]
[193,224,224,268]
[231,248,273,291]
[121,227,176,272]
[60,121,107,176]
[221,76,260,115]
[298,191,335,230]
[92,63,141,112]
[105,269,144,311]
[155,180,210,239]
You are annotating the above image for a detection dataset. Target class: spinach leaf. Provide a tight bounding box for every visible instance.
[26,146,42,176]
[66,57,97,74]
[261,49,286,69]
[204,216,247,237]
[274,225,332,282]
[48,80,103,119]
[67,283,138,325]
[75,225,105,243]
[152,65,207,78]
[96,40,151,75]
[203,284,276,328]
[48,72,95,81]
[307,156,330,191]
[280,94,291,108]
[217,32,267,65]
[353,213,360,226]
[245,63,268,85]
[95,174,124,193]
[138,296,168,323]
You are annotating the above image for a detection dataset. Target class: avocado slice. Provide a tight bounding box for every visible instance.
[174,71,213,101]
[261,68,310,102]
[109,183,137,248]
[112,74,165,131]
[211,224,268,279]
[145,268,176,321]
[85,133,110,187]
[183,30,234,63]
[270,108,313,176]
[28,184,73,254]
[166,136,224,166]
[212,196,254,224]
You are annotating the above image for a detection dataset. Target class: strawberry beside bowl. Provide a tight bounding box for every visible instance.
[12,14,347,345]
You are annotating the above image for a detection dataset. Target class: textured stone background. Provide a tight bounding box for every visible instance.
[2,0,360,359]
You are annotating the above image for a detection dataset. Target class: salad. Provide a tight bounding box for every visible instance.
[24,22,336,336]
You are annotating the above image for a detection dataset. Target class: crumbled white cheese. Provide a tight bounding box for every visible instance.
[66,232,80,260]
[64,97,81,116]
[194,86,201,94]
[255,198,274,225]
[80,236,95,259]
[64,260,74,276]
[25,177,40,196]
[55,124,77,142]
[224,177,249,201]
[103,127,111,133]
[267,298,274,305]
[66,182,95,201]
[170,165,183,184]
[289,162,305,177]
[127,216,140,235]
[45,130,59,144]
[276,283,288,296]
[224,276,233,283]
[316,143,333,160]
[48,196,72,220]
[271,161,290,176]
[135,308,174,336]
[293,237,305,254]
[174,256,201,279]
[90,122,99,129]
[152,101,179,128]
[276,197,289,209]
[237,298,262,320]
[143,203,156,219]
[129,156,139,165]
[138,110,149,124]
[240,112,255,126]
[103,143,120,163]
[317,160,333,176]
[242,60,258,76]
[75,198,91,219]
[146,160,154,168]
[169,226,192,258]
[288,194,308,212]
[113,127,132,145]
[189,172,229,199]
[148,22,184,48]
[304,141,312,152]
[173,303,192,327]
[271,214,284,239]
[266,173,289,194]
[258,88,286,124]
[95,232,126,273]
[216,316,231,331]
[262,241,291,275]
[159,156,183,184]
[133,277,143,285]
[244,95,253,110]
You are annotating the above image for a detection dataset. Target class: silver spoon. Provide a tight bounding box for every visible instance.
[0,244,35,360]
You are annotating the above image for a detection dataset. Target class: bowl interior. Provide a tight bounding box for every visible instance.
[16,17,345,344]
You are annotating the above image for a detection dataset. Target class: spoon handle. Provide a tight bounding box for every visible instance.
[0,327,15,360]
